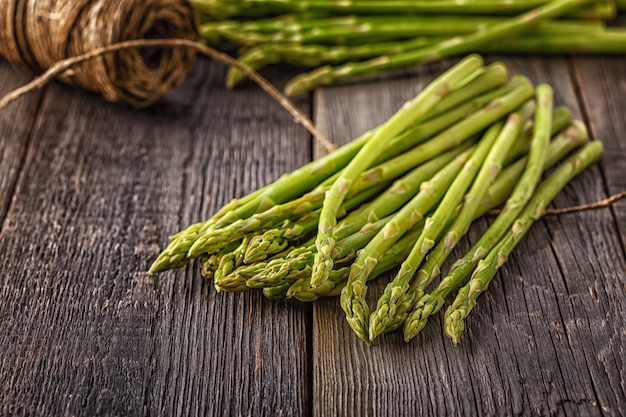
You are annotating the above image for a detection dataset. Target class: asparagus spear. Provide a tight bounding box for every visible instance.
[228,140,473,290]
[218,16,511,46]
[444,141,604,345]
[372,78,534,180]
[287,120,587,302]
[284,0,594,96]
[225,37,434,88]
[401,84,554,340]
[341,120,506,344]
[370,104,529,341]
[289,221,426,301]
[194,0,611,19]
[199,239,242,280]
[311,55,483,287]
[218,116,584,297]
[213,238,251,290]
[214,15,605,49]
[218,77,531,295]
[475,119,588,218]
[151,60,509,273]
[479,29,626,55]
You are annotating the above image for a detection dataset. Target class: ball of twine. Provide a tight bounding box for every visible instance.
[0,0,199,107]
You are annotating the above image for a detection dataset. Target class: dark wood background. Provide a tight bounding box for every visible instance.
[1,47,625,416]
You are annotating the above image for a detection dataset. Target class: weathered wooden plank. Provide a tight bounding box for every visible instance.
[3,46,626,417]
[311,56,626,416]
[0,58,312,416]
[571,55,626,251]
[0,60,44,223]
[568,53,626,415]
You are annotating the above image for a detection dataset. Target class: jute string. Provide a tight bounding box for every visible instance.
[0,0,335,150]
[0,0,200,108]
[0,0,622,212]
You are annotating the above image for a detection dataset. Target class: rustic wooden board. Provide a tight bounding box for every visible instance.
[1,51,625,417]
[0,61,44,222]
[0,59,312,416]
[311,56,626,417]
[572,55,626,245]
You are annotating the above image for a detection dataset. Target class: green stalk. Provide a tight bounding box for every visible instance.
[370,107,528,341]
[288,220,425,302]
[311,55,483,287]
[194,0,611,19]
[480,29,626,55]
[444,141,603,345]
[284,0,594,96]
[213,15,604,47]
[225,37,434,88]
[288,118,587,303]
[341,121,505,344]
[151,58,508,274]
[401,84,554,340]
[476,119,589,217]
[373,78,534,179]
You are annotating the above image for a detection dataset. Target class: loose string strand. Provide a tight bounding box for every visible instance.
[544,190,626,216]
[0,37,337,153]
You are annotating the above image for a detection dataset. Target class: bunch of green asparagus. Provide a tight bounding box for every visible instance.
[150,55,603,345]
[192,0,626,94]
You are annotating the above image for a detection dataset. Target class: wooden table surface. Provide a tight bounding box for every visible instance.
[1,47,625,417]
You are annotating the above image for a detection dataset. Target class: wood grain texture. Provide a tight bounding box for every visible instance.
[311,56,626,417]
[571,55,626,251]
[0,60,44,223]
[0,59,312,416]
[1,50,626,417]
